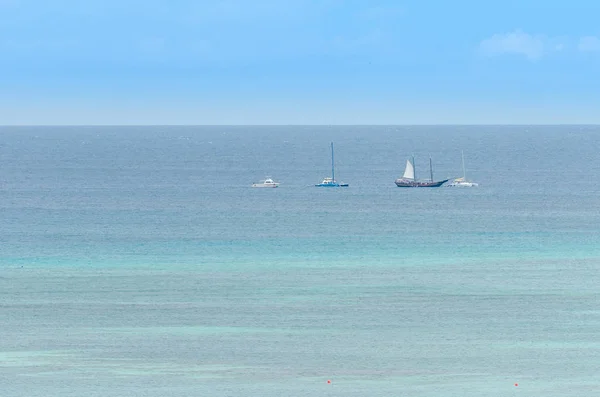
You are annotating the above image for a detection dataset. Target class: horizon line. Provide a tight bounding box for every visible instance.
[2,123,600,127]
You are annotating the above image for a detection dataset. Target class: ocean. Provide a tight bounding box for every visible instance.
[1,125,600,396]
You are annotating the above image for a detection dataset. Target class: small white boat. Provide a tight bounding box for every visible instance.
[447,177,478,187]
[448,151,478,187]
[252,177,280,188]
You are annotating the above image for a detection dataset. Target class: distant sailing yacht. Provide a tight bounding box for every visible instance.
[448,151,478,187]
[395,156,448,187]
[315,142,349,187]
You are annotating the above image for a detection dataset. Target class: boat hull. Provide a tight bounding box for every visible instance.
[395,179,448,187]
[447,181,478,187]
[315,183,349,187]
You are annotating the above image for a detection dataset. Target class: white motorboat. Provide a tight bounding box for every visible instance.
[252,177,280,188]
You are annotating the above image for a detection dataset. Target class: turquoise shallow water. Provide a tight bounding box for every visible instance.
[1,126,600,396]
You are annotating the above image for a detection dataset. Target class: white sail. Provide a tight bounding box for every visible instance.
[402,159,415,180]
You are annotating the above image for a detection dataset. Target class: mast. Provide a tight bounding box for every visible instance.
[461,150,466,179]
[412,155,416,181]
[429,157,434,182]
[331,142,335,182]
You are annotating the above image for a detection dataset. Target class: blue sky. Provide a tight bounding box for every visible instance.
[1,0,600,124]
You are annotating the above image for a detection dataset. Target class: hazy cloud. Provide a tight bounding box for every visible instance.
[359,5,404,20]
[331,29,386,53]
[1,38,78,51]
[138,37,167,54]
[480,31,600,58]
[184,0,314,23]
[479,30,545,60]
[578,36,600,52]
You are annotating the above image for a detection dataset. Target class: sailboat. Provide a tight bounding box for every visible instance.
[395,156,448,187]
[447,151,478,187]
[315,142,349,187]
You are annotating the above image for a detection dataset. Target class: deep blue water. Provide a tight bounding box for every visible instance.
[1,126,600,396]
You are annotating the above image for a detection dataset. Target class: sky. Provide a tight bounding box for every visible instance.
[1,0,600,125]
